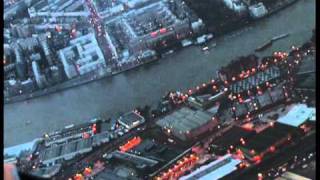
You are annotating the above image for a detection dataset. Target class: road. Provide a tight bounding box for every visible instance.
[4,0,315,147]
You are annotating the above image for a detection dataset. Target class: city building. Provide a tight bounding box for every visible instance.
[156,107,218,141]
[222,0,247,14]
[32,60,48,89]
[104,0,204,58]
[28,0,88,23]
[249,3,268,19]
[58,33,107,79]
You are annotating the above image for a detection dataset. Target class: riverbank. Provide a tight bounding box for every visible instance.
[4,0,300,105]
[4,57,159,104]
[4,0,315,147]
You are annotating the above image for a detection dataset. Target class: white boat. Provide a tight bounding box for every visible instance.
[202,46,209,51]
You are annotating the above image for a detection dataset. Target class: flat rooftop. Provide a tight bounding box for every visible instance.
[156,107,212,133]
[239,122,300,154]
[277,104,315,127]
[180,154,241,180]
[212,126,255,147]
[118,111,145,129]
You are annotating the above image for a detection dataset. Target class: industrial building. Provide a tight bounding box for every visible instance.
[277,104,315,127]
[58,33,107,79]
[117,111,145,130]
[156,107,218,141]
[238,122,302,162]
[188,92,225,110]
[229,65,281,94]
[179,154,242,180]
[212,126,255,148]
[106,150,159,169]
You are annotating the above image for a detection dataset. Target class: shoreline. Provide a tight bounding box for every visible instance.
[4,0,314,148]
[4,0,299,105]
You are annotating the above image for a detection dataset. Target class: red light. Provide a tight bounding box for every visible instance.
[150,31,158,37]
[82,132,90,139]
[159,28,167,34]
[253,155,261,162]
[239,97,243,103]
[269,146,276,152]
[239,73,244,79]
[74,174,83,180]
[83,167,92,176]
[55,25,62,32]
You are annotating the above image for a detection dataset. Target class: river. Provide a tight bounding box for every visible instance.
[4,0,315,147]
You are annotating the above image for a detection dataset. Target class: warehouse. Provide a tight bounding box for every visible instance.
[238,122,301,163]
[179,154,242,180]
[156,107,218,141]
[118,111,145,130]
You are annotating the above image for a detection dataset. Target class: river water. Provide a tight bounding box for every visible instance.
[4,0,315,147]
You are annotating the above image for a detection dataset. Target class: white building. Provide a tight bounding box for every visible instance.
[249,2,268,19]
[222,0,247,13]
[277,104,316,127]
[58,33,107,79]
[180,154,241,180]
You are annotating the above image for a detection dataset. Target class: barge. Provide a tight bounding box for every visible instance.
[255,40,273,52]
[255,33,290,52]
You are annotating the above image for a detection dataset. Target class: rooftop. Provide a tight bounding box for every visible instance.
[277,104,315,127]
[180,154,241,180]
[156,107,212,133]
[239,122,299,154]
[213,126,255,147]
[118,111,145,129]
[4,138,40,158]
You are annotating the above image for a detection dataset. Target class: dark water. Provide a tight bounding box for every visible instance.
[4,0,315,147]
